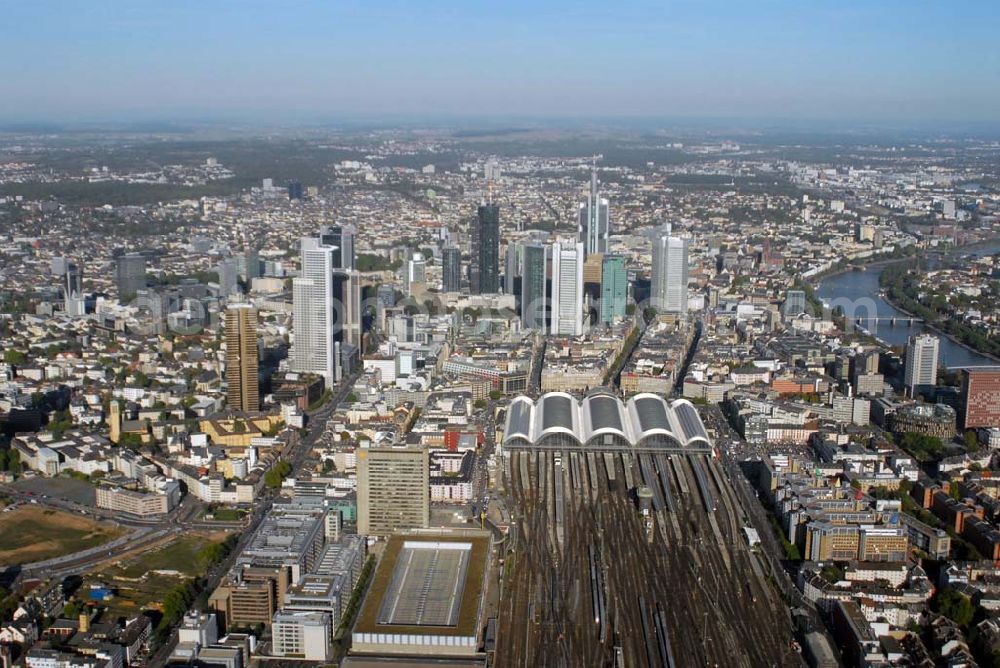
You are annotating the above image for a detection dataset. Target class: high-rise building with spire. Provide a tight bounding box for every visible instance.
[578,166,610,257]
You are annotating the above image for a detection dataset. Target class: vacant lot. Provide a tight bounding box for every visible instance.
[83,532,231,622]
[0,506,124,565]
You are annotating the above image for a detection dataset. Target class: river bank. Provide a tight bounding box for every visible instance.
[811,236,1000,284]
[814,238,1000,368]
[878,274,1000,366]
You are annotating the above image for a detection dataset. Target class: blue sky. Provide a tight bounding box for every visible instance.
[1,0,998,124]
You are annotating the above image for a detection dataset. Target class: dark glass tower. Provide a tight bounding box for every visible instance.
[320,225,355,271]
[521,244,548,332]
[442,246,462,292]
[472,203,500,294]
[115,253,147,303]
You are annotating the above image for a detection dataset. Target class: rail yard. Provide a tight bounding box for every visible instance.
[495,392,800,667]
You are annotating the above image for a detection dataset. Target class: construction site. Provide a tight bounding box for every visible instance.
[496,391,800,667]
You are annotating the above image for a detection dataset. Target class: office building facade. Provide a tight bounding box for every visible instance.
[600,255,627,324]
[961,367,1000,429]
[471,202,500,294]
[650,225,688,314]
[520,244,548,333]
[783,289,807,317]
[551,241,584,336]
[903,334,939,397]
[225,304,260,413]
[357,445,429,537]
[319,225,355,271]
[442,246,462,292]
[292,231,361,386]
[578,169,609,256]
[116,253,146,303]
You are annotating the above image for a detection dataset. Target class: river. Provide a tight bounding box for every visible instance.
[816,241,1000,369]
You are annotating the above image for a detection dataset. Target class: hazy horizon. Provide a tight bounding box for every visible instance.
[2,1,999,127]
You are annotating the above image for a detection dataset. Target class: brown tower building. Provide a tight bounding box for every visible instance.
[225,304,259,413]
[961,367,1000,429]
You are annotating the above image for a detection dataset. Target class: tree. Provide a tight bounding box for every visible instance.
[934,588,975,628]
[346,393,358,403]
[2,350,26,365]
[63,600,85,619]
[264,460,292,489]
[474,399,486,410]
[118,432,144,449]
[488,390,502,401]
[964,430,981,452]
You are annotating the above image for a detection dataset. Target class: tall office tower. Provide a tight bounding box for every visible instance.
[783,289,807,317]
[600,255,627,324]
[960,368,1000,429]
[225,304,260,413]
[241,247,261,281]
[471,202,500,294]
[63,262,86,317]
[650,225,689,314]
[504,243,522,296]
[484,160,501,181]
[116,253,147,303]
[903,333,939,397]
[292,232,361,386]
[376,284,395,329]
[551,241,585,336]
[405,254,426,295]
[442,246,462,292]
[521,244,548,333]
[578,168,610,257]
[356,444,429,537]
[319,225,356,271]
[217,258,239,297]
[287,180,304,200]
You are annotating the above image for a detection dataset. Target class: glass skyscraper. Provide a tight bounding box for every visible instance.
[578,169,610,257]
[115,253,146,303]
[521,244,548,333]
[651,225,689,314]
[472,203,500,294]
[551,241,584,336]
[600,255,627,324]
[442,246,462,292]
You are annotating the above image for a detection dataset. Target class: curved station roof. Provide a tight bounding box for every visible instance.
[503,390,712,453]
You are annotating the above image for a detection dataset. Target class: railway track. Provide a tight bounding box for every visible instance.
[497,450,801,666]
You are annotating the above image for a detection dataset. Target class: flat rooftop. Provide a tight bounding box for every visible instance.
[354,531,490,639]
[377,541,471,627]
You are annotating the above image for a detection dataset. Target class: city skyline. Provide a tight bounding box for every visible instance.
[3,8,1000,663]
